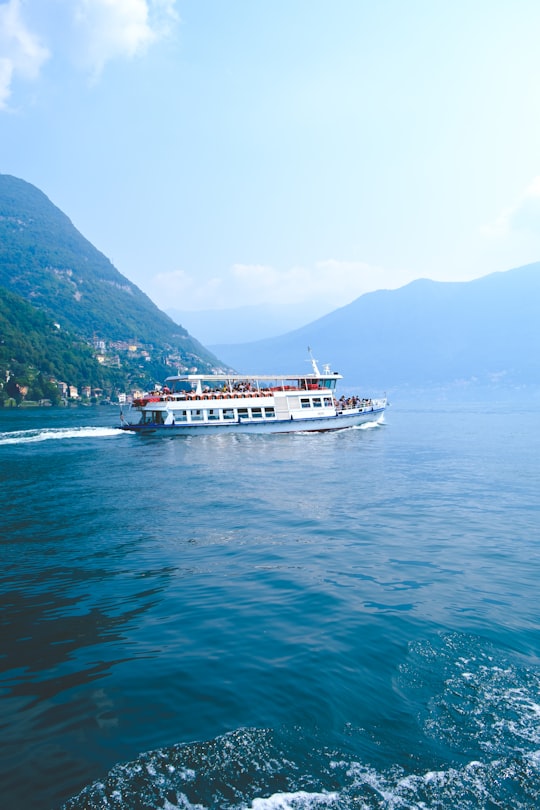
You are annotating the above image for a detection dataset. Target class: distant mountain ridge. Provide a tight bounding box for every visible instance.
[210,263,540,392]
[166,302,330,345]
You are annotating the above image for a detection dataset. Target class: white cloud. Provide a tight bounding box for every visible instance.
[0,0,49,109]
[230,260,383,307]
[73,0,178,77]
[0,0,179,107]
[482,176,540,238]
[150,259,390,312]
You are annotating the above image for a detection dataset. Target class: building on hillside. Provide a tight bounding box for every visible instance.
[109,341,131,351]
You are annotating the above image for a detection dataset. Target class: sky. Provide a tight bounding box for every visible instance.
[1,0,540,330]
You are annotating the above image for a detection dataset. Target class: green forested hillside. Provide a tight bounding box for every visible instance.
[0,285,120,404]
[0,174,225,403]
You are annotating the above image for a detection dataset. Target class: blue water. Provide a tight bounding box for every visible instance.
[1,400,539,809]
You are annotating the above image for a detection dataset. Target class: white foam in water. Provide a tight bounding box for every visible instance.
[354,419,383,430]
[528,750,540,767]
[249,791,339,809]
[351,414,385,430]
[0,426,128,445]
[341,756,538,808]
[161,794,206,810]
[61,639,540,810]
[63,744,540,810]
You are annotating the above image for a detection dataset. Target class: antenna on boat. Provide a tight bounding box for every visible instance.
[307,346,321,376]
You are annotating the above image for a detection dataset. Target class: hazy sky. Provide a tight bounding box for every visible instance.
[1,0,540,320]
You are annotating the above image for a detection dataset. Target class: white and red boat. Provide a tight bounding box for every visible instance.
[120,352,386,435]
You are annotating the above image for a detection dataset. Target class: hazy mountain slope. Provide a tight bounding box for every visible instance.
[0,174,220,373]
[167,302,328,344]
[210,263,540,389]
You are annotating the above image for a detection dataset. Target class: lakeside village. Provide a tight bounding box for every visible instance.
[1,336,202,409]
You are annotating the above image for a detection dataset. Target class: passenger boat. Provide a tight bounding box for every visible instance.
[120,352,386,435]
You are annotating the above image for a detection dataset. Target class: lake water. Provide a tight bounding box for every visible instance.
[1,399,539,809]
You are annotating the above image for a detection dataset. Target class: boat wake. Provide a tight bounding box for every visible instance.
[62,633,540,810]
[295,415,385,436]
[60,731,540,810]
[0,426,127,446]
[352,414,385,430]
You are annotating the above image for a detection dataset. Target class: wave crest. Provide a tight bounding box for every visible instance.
[0,426,127,445]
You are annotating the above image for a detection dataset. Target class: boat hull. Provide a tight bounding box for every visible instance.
[120,406,385,436]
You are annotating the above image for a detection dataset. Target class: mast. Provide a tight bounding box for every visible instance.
[307,346,321,376]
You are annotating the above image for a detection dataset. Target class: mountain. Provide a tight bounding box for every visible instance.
[209,263,540,392]
[167,304,300,345]
[167,302,330,345]
[0,174,224,398]
[0,285,121,404]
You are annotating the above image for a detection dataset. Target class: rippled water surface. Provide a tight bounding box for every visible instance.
[1,400,539,809]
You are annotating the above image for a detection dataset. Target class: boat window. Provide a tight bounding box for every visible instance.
[313,398,323,408]
[264,408,275,418]
[251,408,263,418]
[237,408,249,418]
[300,398,311,409]
[174,410,188,422]
[190,409,204,421]
[323,397,333,407]
[223,409,235,420]
[207,409,220,420]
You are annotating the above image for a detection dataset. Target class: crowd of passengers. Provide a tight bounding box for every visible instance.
[337,396,373,410]
[145,387,372,408]
[162,382,301,396]
[153,383,269,398]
